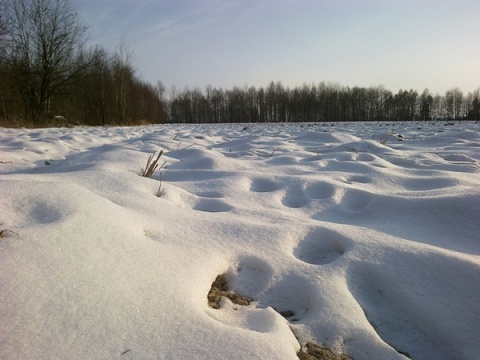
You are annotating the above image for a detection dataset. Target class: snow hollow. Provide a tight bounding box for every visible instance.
[1,121,480,360]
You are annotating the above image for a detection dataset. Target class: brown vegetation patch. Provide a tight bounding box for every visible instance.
[207,274,253,309]
[297,343,351,360]
[207,275,351,360]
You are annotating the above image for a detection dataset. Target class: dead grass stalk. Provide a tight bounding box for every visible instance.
[139,150,166,178]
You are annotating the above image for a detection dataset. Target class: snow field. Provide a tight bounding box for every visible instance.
[1,121,479,359]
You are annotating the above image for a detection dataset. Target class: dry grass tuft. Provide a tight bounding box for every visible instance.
[139,150,166,178]
[155,174,166,197]
[297,343,351,360]
[224,292,253,306]
[207,274,253,309]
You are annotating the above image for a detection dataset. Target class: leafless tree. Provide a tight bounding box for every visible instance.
[3,0,87,125]
[445,87,464,120]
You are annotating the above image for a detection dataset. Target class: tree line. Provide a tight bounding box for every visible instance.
[0,0,479,127]
[0,0,165,127]
[167,83,480,124]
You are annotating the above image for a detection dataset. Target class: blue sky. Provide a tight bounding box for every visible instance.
[77,0,480,94]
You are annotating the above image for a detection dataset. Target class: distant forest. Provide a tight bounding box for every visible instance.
[1,0,479,127]
[167,83,480,124]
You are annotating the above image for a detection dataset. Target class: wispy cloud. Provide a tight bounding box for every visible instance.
[143,0,242,37]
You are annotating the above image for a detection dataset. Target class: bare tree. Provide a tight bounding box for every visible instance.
[72,46,113,126]
[465,88,480,120]
[0,0,7,39]
[445,87,464,120]
[111,39,135,124]
[3,0,87,125]
[419,89,433,120]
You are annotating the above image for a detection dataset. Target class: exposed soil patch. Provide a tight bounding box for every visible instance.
[207,274,253,309]
[297,343,351,360]
[208,274,351,360]
[280,310,295,318]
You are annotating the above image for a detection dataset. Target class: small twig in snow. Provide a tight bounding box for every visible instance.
[156,174,166,198]
[0,224,18,238]
[181,143,196,150]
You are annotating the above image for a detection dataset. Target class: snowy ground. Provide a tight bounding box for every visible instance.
[1,121,479,360]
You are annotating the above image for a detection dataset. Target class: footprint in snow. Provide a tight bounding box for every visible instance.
[29,200,64,224]
[193,190,224,198]
[271,180,337,209]
[249,178,279,192]
[19,188,72,225]
[282,185,309,208]
[230,255,274,297]
[207,256,315,323]
[206,256,351,358]
[347,262,451,360]
[294,227,349,266]
[206,260,283,334]
[356,153,377,162]
[304,181,336,199]
[339,188,373,212]
[402,176,457,191]
[258,272,316,322]
[193,198,233,213]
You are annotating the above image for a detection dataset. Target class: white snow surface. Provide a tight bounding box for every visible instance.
[1,121,480,360]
